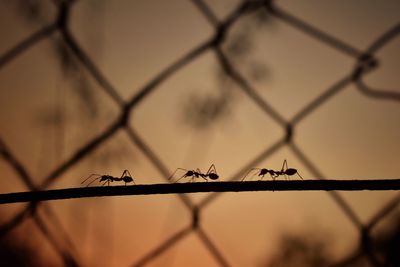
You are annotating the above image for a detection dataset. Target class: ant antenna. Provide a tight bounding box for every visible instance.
[206,164,217,175]
[168,168,187,180]
[121,169,133,178]
[241,168,260,181]
[121,169,136,185]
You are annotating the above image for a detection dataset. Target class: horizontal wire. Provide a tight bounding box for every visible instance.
[1,179,399,205]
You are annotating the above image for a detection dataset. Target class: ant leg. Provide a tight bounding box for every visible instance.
[174,174,188,183]
[196,169,208,181]
[281,159,288,172]
[86,177,102,187]
[168,168,188,180]
[100,180,108,186]
[207,164,219,180]
[121,169,133,178]
[206,164,217,175]
[297,171,303,180]
[81,174,101,185]
[121,169,136,184]
[242,168,260,181]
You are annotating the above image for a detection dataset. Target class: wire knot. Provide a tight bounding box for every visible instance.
[192,207,200,229]
[352,53,378,81]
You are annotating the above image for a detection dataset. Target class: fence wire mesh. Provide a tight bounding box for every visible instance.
[0,0,399,266]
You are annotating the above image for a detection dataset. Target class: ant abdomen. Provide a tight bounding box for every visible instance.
[208,173,219,180]
[285,168,298,176]
[122,176,133,183]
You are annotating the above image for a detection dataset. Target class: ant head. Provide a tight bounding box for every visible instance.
[186,170,194,176]
[285,168,297,176]
[208,173,219,180]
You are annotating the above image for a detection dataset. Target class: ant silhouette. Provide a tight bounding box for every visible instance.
[169,164,219,183]
[81,170,135,186]
[242,160,303,181]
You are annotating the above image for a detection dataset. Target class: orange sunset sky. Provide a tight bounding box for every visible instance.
[0,0,399,266]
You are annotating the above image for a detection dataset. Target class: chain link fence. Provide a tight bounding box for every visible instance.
[0,0,399,266]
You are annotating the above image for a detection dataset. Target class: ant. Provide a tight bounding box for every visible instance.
[242,160,303,181]
[81,170,135,186]
[169,164,219,183]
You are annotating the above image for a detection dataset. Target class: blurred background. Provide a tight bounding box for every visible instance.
[0,0,399,266]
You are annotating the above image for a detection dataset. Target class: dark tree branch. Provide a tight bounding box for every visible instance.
[0,180,399,205]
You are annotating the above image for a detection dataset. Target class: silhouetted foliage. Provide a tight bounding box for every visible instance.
[3,0,98,116]
[0,218,55,267]
[0,237,39,267]
[372,214,400,267]
[262,214,400,267]
[262,231,332,267]
[182,4,271,130]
